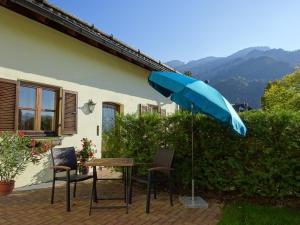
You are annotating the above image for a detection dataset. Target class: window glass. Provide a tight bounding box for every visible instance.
[18,83,58,135]
[19,86,36,108]
[18,110,35,130]
[102,103,119,133]
[41,111,55,131]
[42,90,55,110]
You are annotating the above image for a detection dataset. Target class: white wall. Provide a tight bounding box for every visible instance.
[0,6,175,187]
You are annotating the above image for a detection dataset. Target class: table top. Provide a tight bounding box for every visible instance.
[85,158,134,167]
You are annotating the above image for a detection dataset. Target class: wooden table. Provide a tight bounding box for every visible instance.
[85,158,134,215]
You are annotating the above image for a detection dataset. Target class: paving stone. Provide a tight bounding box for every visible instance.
[0,181,222,225]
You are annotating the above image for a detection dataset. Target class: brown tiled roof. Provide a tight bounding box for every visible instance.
[0,0,176,72]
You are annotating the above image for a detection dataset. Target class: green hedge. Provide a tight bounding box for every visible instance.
[103,110,300,198]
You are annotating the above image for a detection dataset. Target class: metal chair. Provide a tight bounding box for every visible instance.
[129,149,175,213]
[50,147,93,211]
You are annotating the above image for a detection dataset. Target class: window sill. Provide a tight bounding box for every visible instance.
[23,135,63,146]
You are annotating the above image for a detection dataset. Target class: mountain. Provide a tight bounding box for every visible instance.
[165,47,300,108]
[226,46,270,60]
[166,60,185,68]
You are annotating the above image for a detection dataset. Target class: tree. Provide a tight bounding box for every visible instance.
[184,71,192,77]
[261,70,300,111]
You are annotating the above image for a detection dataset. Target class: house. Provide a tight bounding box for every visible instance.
[0,0,176,187]
[232,102,252,112]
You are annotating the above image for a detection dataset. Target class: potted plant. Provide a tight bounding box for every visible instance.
[77,138,95,175]
[0,131,49,196]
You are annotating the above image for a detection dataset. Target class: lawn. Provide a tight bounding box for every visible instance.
[218,201,300,225]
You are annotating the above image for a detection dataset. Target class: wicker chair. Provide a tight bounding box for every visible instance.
[50,147,93,211]
[129,149,174,213]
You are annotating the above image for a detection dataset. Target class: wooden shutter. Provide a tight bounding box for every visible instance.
[139,104,149,115]
[62,90,78,135]
[159,107,167,117]
[0,79,18,132]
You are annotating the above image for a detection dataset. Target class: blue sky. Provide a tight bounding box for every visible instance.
[49,0,300,63]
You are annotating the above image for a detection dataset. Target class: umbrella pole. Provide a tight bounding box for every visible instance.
[191,104,194,203]
[178,103,208,208]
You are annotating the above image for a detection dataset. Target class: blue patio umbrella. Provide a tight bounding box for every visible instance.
[148,71,247,207]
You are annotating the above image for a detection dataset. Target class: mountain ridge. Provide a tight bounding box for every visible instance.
[165,47,300,108]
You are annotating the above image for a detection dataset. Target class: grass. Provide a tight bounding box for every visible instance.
[218,201,300,225]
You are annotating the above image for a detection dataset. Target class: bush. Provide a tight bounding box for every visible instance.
[103,110,300,198]
[0,132,50,182]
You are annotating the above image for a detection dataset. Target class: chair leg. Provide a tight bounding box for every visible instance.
[73,182,77,198]
[51,178,55,204]
[169,179,173,206]
[129,177,133,204]
[146,172,152,213]
[153,183,157,199]
[66,172,71,212]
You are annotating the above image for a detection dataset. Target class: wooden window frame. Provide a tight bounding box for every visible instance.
[139,103,166,116]
[147,104,159,113]
[18,81,60,137]
[102,102,120,114]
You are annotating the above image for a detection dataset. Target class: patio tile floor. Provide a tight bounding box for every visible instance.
[0,180,222,225]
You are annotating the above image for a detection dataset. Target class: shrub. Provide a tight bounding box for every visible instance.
[103,110,300,198]
[0,132,50,182]
[78,138,96,162]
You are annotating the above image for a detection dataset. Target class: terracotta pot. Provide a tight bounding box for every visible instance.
[0,180,15,196]
[81,166,89,175]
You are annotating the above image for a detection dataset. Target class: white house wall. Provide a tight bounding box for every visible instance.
[0,6,175,187]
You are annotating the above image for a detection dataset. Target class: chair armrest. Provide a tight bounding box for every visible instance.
[51,166,71,171]
[148,167,174,172]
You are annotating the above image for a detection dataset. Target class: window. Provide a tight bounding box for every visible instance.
[0,79,78,136]
[147,104,159,113]
[18,82,58,136]
[139,104,167,116]
[102,102,120,133]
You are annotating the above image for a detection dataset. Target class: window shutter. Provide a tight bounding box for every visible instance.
[62,90,78,135]
[0,79,17,132]
[139,104,149,115]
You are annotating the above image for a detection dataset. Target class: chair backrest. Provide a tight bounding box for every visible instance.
[153,148,174,169]
[51,147,77,172]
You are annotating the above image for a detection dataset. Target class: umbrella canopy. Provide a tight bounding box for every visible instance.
[148,71,247,136]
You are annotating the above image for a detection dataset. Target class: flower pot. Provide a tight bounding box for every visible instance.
[0,180,15,196]
[81,166,89,175]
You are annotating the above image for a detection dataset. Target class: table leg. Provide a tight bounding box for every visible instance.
[128,166,132,205]
[125,166,128,214]
[123,167,126,203]
[89,182,94,216]
[93,166,98,203]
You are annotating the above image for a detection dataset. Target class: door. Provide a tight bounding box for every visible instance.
[102,102,120,133]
